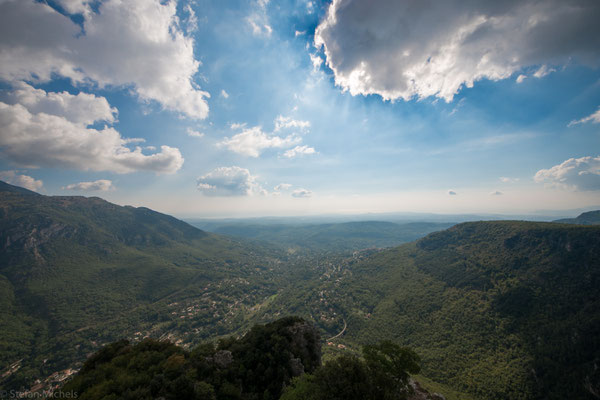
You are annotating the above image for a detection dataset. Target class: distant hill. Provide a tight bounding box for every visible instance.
[0,181,282,390]
[189,220,456,252]
[554,210,600,225]
[257,220,600,399]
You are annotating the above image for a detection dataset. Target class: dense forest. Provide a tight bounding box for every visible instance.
[63,317,435,400]
[1,181,600,399]
[252,221,600,399]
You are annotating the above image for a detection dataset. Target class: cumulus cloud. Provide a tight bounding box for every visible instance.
[197,166,267,196]
[291,188,312,198]
[283,145,316,158]
[534,155,600,191]
[568,107,600,126]
[490,190,503,195]
[220,90,229,99]
[219,126,301,157]
[219,116,316,158]
[0,170,43,191]
[6,82,117,126]
[64,179,114,191]
[516,75,527,84]
[315,0,600,102]
[0,0,209,119]
[499,177,520,183]
[448,190,457,196]
[0,87,184,174]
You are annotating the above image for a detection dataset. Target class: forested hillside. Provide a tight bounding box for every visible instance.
[254,221,600,399]
[3,181,599,399]
[63,317,438,400]
[0,182,285,390]
[554,210,600,225]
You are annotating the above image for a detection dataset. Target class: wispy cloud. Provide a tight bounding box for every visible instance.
[568,107,600,127]
[292,188,312,198]
[283,145,316,158]
[63,179,114,191]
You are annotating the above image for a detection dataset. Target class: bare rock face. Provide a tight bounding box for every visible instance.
[286,320,321,373]
[408,379,446,400]
[289,357,304,377]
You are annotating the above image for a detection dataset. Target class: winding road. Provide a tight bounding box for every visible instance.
[326,318,347,341]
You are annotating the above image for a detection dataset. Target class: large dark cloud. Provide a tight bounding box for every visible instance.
[315,0,600,101]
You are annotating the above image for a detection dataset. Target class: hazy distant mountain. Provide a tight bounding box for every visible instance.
[188,220,456,252]
[554,210,600,225]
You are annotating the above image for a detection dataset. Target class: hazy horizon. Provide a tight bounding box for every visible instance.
[1,0,599,219]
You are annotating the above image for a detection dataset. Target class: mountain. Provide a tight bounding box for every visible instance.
[0,181,284,390]
[4,180,600,398]
[188,220,455,252]
[554,210,600,225]
[255,221,600,399]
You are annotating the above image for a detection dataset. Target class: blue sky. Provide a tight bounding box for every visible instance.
[0,0,599,217]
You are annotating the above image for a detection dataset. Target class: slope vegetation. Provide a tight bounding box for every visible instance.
[0,182,282,389]
[258,221,600,399]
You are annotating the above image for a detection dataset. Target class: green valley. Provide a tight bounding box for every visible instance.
[1,181,599,400]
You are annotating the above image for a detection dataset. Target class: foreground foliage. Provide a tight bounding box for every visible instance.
[64,317,422,400]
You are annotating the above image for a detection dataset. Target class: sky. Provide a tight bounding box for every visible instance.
[0,0,599,218]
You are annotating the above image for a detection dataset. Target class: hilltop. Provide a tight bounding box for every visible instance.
[554,210,600,225]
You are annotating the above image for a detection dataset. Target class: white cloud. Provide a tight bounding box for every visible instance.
[187,128,205,138]
[568,107,600,127]
[534,155,600,191]
[64,179,114,191]
[0,0,209,119]
[0,170,43,192]
[274,183,292,191]
[0,87,184,174]
[220,90,229,99]
[499,177,520,183]
[315,0,600,102]
[247,15,272,37]
[291,188,312,198]
[283,145,316,158]
[448,190,457,196]
[197,166,266,196]
[7,82,117,126]
[230,122,247,130]
[274,115,311,131]
[490,190,503,195]
[219,126,301,157]
[533,64,555,79]
[516,74,527,84]
[295,30,306,37]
